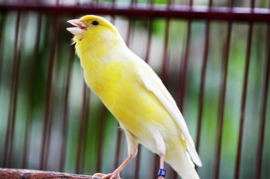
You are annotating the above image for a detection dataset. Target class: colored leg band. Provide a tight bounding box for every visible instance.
[158,169,166,177]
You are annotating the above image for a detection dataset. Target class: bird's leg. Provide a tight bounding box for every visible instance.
[113,154,133,177]
[94,128,137,179]
[158,154,166,179]
[93,155,133,179]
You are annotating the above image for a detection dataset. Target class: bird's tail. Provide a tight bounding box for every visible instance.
[165,145,200,179]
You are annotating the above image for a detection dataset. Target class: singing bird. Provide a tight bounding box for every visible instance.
[67,15,202,179]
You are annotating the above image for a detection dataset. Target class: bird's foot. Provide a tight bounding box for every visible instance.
[93,172,120,179]
[158,176,165,179]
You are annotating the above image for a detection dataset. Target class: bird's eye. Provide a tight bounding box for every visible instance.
[92,21,99,26]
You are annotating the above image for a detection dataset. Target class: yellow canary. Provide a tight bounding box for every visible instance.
[67,15,202,179]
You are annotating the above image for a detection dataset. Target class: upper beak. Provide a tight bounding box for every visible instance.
[66,19,86,35]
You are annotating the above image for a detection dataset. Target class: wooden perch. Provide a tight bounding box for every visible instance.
[0,168,103,179]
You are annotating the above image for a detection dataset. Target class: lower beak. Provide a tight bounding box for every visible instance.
[66,27,83,36]
[67,19,86,35]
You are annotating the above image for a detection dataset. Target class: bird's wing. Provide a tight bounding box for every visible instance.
[138,61,202,167]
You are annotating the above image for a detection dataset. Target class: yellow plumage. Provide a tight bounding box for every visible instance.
[67,15,202,179]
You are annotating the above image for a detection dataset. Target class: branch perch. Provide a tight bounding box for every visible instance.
[0,168,102,179]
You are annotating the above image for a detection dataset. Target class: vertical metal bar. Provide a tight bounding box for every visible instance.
[214,0,234,177]
[195,20,210,154]
[134,144,141,179]
[45,47,59,170]
[97,104,107,172]
[189,0,193,7]
[234,1,255,178]
[234,21,253,179]
[255,23,270,179]
[177,0,193,113]
[59,0,79,170]
[209,0,213,8]
[195,0,213,163]
[39,16,58,170]
[148,0,154,7]
[145,19,152,64]
[22,13,42,169]
[44,87,57,170]
[112,0,116,8]
[0,14,4,166]
[255,3,270,178]
[3,11,21,168]
[114,129,122,169]
[161,19,170,86]
[228,0,234,8]
[110,0,116,24]
[0,14,6,91]
[177,20,191,112]
[125,20,133,47]
[43,0,61,170]
[76,83,88,174]
[81,90,91,174]
[7,12,27,168]
[59,42,75,173]
[214,21,233,179]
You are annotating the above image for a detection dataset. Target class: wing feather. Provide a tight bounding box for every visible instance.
[138,61,202,167]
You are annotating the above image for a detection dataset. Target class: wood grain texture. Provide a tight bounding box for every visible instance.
[0,168,101,179]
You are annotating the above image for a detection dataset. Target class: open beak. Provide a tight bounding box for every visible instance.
[67,19,86,35]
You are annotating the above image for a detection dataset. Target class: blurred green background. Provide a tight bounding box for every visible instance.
[0,0,269,179]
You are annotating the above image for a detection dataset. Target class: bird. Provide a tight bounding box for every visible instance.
[67,15,202,179]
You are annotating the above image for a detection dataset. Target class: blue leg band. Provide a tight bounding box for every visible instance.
[158,169,166,177]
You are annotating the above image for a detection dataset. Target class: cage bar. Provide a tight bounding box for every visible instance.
[39,16,59,170]
[96,104,107,173]
[195,0,213,157]
[214,21,233,179]
[2,4,270,22]
[59,43,75,172]
[234,0,255,177]
[8,12,28,168]
[234,22,253,179]
[76,84,90,173]
[255,24,270,179]
[3,11,21,168]
[0,13,6,91]
[81,90,91,174]
[195,20,210,155]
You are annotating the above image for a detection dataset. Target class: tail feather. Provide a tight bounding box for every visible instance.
[165,147,200,179]
[185,138,202,167]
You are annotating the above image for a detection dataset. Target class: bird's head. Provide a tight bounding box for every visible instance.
[67,15,122,45]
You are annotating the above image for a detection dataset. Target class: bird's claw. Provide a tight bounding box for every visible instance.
[93,172,120,179]
[158,176,165,179]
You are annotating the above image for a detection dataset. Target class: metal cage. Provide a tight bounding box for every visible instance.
[0,0,269,179]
